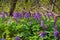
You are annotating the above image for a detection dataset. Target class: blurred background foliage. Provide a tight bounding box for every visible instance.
[0,0,60,14]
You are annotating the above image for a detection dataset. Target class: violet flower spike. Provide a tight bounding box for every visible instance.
[46,12,51,20]
[15,36,20,40]
[36,12,42,19]
[54,26,58,30]
[4,12,9,17]
[24,12,31,19]
[54,30,59,37]
[39,32,46,37]
[1,38,5,40]
[53,17,57,27]
[40,20,46,30]
[13,12,19,24]
[19,13,23,18]
[41,20,44,27]
[30,21,33,25]
[13,12,19,19]
[33,13,38,22]
[51,12,54,19]
[1,12,5,18]
[34,15,38,21]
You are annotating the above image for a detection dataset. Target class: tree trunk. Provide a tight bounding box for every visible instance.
[25,0,28,3]
[9,0,17,16]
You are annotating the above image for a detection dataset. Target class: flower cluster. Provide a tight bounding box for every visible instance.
[0,11,60,40]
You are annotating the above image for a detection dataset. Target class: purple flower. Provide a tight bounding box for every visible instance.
[46,12,51,19]
[48,12,52,16]
[34,15,38,21]
[37,13,42,17]
[30,21,33,25]
[54,30,59,37]
[32,12,42,22]
[32,13,38,22]
[53,18,57,27]
[15,36,20,40]
[51,13,54,19]
[39,32,46,37]
[54,26,58,30]
[41,20,44,27]
[50,12,55,19]
[1,12,5,18]
[6,13,9,16]
[47,12,54,20]
[36,12,42,18]
[40,20,46,30]
[13,12,23,19]
[24,12,31,19]
[1,38,5,40]
[13,12,19,19]
[13,12,19,24]
[19,13,23,18]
